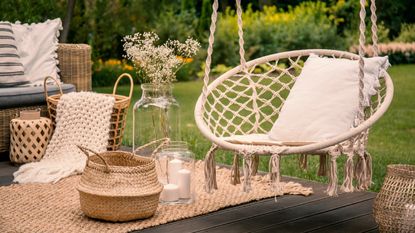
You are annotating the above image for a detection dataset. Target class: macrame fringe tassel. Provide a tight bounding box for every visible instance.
[326,154,339,196]
[354,152,368,191]
[230,153,241,185]
[204,144,218,193]
[341,153,355,193]
[317,154,328,176]
[269,154,283,200]
[251,155,260,176]
[242,154,253,192]
[365,151,373,189]
[299,154,308,171]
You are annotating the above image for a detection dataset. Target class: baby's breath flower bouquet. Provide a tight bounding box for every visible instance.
[123,32,200,85]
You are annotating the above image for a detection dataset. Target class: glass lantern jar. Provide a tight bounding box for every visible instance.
[156,141,195,204]
[132,84,180,153]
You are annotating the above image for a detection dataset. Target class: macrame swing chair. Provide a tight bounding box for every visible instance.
[194,0,394,196]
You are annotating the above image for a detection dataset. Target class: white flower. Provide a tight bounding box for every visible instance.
[123,32,201,85]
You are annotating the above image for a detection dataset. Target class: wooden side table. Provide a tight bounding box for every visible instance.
[9,117,53,163]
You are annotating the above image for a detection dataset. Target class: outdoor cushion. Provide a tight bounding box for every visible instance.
[0,83,75,108]
[0,22,28,87]
[11,18,62,85]
[268,54,390,142]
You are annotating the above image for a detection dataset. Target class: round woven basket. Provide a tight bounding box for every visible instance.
[44,73,133,151]
[77,147,163,222]
[373,164,415,233]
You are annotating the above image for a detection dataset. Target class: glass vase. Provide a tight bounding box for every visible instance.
[156,141,195,205]
[132,84,180,153]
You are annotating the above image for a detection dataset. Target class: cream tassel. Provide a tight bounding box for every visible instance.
[364,151,373,189]
[341,152,355,193]
[317,154,328,176]
[251,154,260,176]
[326,146,340,196]
[204,144,218,193]
[230,153,241,185]
[269,153,283,199]
[299,154,308,171]
[354,151,368,191]
[242,153,253,192]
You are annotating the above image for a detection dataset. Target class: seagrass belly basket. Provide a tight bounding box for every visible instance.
[77,146,163,222]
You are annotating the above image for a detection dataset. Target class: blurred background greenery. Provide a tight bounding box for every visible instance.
[1,0,415,86]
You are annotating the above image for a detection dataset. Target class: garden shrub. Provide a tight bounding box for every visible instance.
[394,24,415,42]
[92,59,137,87]
[213,2,344,66]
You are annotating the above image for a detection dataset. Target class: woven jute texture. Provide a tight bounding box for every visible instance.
[0,161,312,233]
[373,164,415,233]
[9,117,53,164]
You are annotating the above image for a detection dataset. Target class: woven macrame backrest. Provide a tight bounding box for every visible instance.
[200,0,382,138]
[202,51,388,137]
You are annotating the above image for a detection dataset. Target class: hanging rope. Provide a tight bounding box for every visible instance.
[370,0,379,56]
[357,0,367,126]
[235,0,247,70]
[201,0,219,103]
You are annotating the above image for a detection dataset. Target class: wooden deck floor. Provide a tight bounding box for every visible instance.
[0,159,379,233]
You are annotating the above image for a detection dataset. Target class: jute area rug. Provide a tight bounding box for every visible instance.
[0,161,312,233]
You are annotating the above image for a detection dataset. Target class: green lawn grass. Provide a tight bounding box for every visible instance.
[94,64,415,192]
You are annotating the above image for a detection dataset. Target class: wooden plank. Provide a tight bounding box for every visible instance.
[254,199,375,233]
[362,228,379,233]
[187,192,374,233]
[306,213,378,233]
[136,178,329,233]
[0,165,18,177]
[0,176,14,186]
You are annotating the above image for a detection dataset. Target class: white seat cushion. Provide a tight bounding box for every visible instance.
[268,54,389,142]
[222,134,313,146]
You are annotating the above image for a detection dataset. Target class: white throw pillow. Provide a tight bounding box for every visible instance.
[268,54,389,142]
[11,18,62,85]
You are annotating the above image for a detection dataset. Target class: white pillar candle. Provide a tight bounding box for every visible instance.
[178,169,191,199]
[160,184,179,202]
[168,159,182,184]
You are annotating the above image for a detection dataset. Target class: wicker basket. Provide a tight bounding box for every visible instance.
[77,146,162,222]
[44,74,133,151]
[9,117,53,163]
[373,164,415,233]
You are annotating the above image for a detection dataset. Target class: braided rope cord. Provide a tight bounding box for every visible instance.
[370,0,379,56]
[357,0,367,125]
[235,0,247,70]
[235,0,261,133]
[201,0,219,104]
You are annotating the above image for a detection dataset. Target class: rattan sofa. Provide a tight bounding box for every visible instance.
[0,43,92,153]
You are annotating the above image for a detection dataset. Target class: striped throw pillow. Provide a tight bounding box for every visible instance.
[0,22,28,87]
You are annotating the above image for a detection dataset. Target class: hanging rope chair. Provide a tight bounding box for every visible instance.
[194,0,394,196]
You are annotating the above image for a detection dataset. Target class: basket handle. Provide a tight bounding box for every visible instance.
[134,137,170,158]
[77,145,110,173]
[44,76,63,100]
[113,73,134,100]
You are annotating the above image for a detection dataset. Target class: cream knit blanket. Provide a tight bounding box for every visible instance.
[14,92,115,184]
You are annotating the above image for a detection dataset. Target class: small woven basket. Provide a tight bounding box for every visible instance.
[44,74,133,151]
[373,164,415,233]
[77,146,163,222]
[9,117,53,163]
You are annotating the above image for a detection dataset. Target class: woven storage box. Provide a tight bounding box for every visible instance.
[9,117,53,163]
[44,73,133,151]
[373,164,415,233]
[77,147,162,222]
